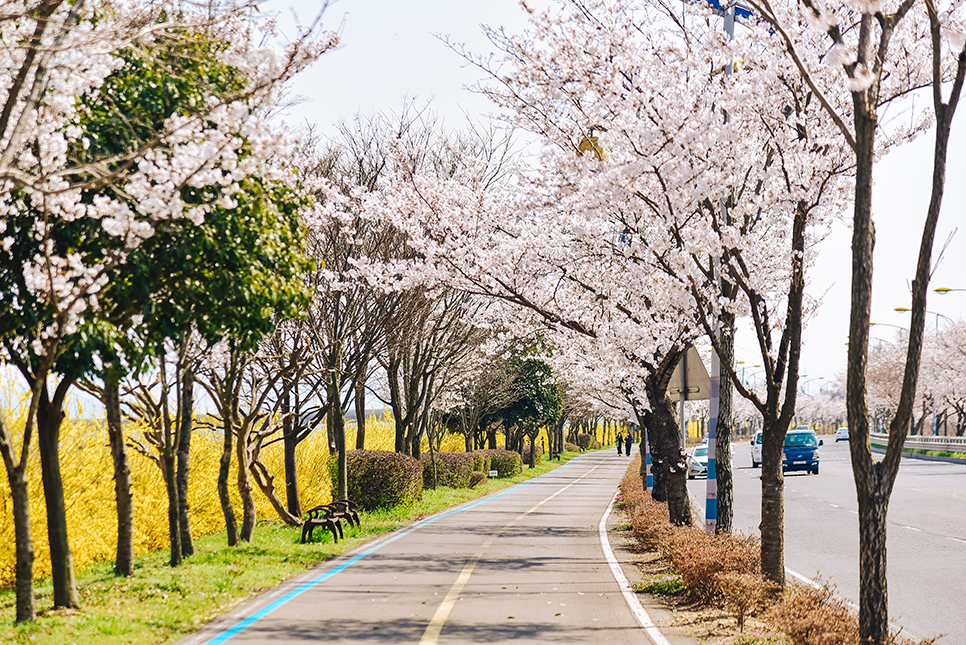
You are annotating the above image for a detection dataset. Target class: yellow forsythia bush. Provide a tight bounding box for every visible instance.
[0,398,397,586]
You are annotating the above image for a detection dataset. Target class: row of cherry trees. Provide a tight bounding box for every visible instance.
[866,323,966,435]
[332,0,966,642]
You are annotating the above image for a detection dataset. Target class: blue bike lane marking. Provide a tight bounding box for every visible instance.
[202,454,586,645]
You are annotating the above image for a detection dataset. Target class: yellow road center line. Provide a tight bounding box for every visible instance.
[418,465,600,644]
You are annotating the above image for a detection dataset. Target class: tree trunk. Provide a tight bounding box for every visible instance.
[4,457,34,621]
[237,421,256,542]
[645,384,691,525]
[282,391,301,519]
[104,381,133,576]
[163,454,182,566]
[328,358,348,500]
[176,366,194,558]
[410,423,421,459]
[218,415,238,546]
[858,477,889,642]
[759,417,785,586]
[355,377,367,450]
[250,459,302,525]
[716,311,736,534]
[36,388,79,608]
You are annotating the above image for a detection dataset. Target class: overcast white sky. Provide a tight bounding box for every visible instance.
[268,0,966,389]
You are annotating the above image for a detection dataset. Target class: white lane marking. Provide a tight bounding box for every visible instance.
[419,465,600,644]
[829,504,841,508]
[902,525,922,532]
[949,537,966,544]
[599,495,673,645]
[785,567,822,590]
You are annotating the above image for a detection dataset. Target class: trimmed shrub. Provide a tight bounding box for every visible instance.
[717,572,778,632]
[420,452,474,489]
[472,449,522,477]
[769,581,858,645]
[662,527,761,603]
[469,471,486,488]
[620,455,673,550]
[522,442,543,465]
[564,441,581,452]
[591,439,602,449]
[346,449,422,510]
[575,433,593,450]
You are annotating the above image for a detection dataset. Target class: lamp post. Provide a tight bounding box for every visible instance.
[893,307,951,436]
[801,376,825,395]
[893,306,951,331]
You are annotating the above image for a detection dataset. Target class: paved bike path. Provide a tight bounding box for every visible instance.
[180,449,692,644]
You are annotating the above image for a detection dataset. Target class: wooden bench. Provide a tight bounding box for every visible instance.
[300,500,361,544]
[301,506,343,544]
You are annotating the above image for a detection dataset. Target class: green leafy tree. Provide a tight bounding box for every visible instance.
[503,350,563,467]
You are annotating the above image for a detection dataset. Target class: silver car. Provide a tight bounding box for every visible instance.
[835,426,849,442]
[751,431,763,468]
[688,445,709,479]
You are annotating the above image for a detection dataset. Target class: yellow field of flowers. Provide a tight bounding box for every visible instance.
[0,400,471,588]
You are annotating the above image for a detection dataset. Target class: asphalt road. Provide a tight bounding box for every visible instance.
[180,448,672,645]
[688,439,966,643]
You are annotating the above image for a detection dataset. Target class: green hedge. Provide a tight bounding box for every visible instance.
[522,443,543,464]
[575,433,593,450]
[346,450,423,510]
[420,452,474,488]
[472,449,522,477]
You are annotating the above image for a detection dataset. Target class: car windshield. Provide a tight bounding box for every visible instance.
[785,432,817,448]
[694,446,708,458]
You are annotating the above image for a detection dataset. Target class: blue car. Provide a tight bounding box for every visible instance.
[783,427,822,475]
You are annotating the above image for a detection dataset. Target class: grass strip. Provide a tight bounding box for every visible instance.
[870,442,966,459]
[0,450,586,645]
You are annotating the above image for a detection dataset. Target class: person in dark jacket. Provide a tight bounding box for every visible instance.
[616,431,624,455]
[625,431,634,455]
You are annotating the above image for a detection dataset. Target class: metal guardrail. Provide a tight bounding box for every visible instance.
[869,432,966,452]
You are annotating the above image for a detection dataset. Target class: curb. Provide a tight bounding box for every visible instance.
[600,491,702,645]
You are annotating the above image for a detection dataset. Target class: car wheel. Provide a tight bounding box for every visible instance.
[688,474,694,480]
[752,459,758,469]
[812,466,819,475]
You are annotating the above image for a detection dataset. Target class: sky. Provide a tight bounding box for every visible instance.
[266,0,966,391]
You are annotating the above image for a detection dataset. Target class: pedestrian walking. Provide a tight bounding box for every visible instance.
[625,431,633,456]
[616,431,624,455]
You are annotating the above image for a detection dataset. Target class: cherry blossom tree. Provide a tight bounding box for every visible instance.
[745,0,966,638]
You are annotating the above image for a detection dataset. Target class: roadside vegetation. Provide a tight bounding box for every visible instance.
[618,457,938,645]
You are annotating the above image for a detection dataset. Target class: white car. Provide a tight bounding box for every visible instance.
[835,426,849,442]
[751,431,763,468]
[688,445,709,479]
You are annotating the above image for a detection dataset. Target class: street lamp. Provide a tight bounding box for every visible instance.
[893,306,951,331]
[801,376,825,395]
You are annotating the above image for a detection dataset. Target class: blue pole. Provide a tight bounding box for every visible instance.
[706,350,720,532]
[645,431,653,491]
